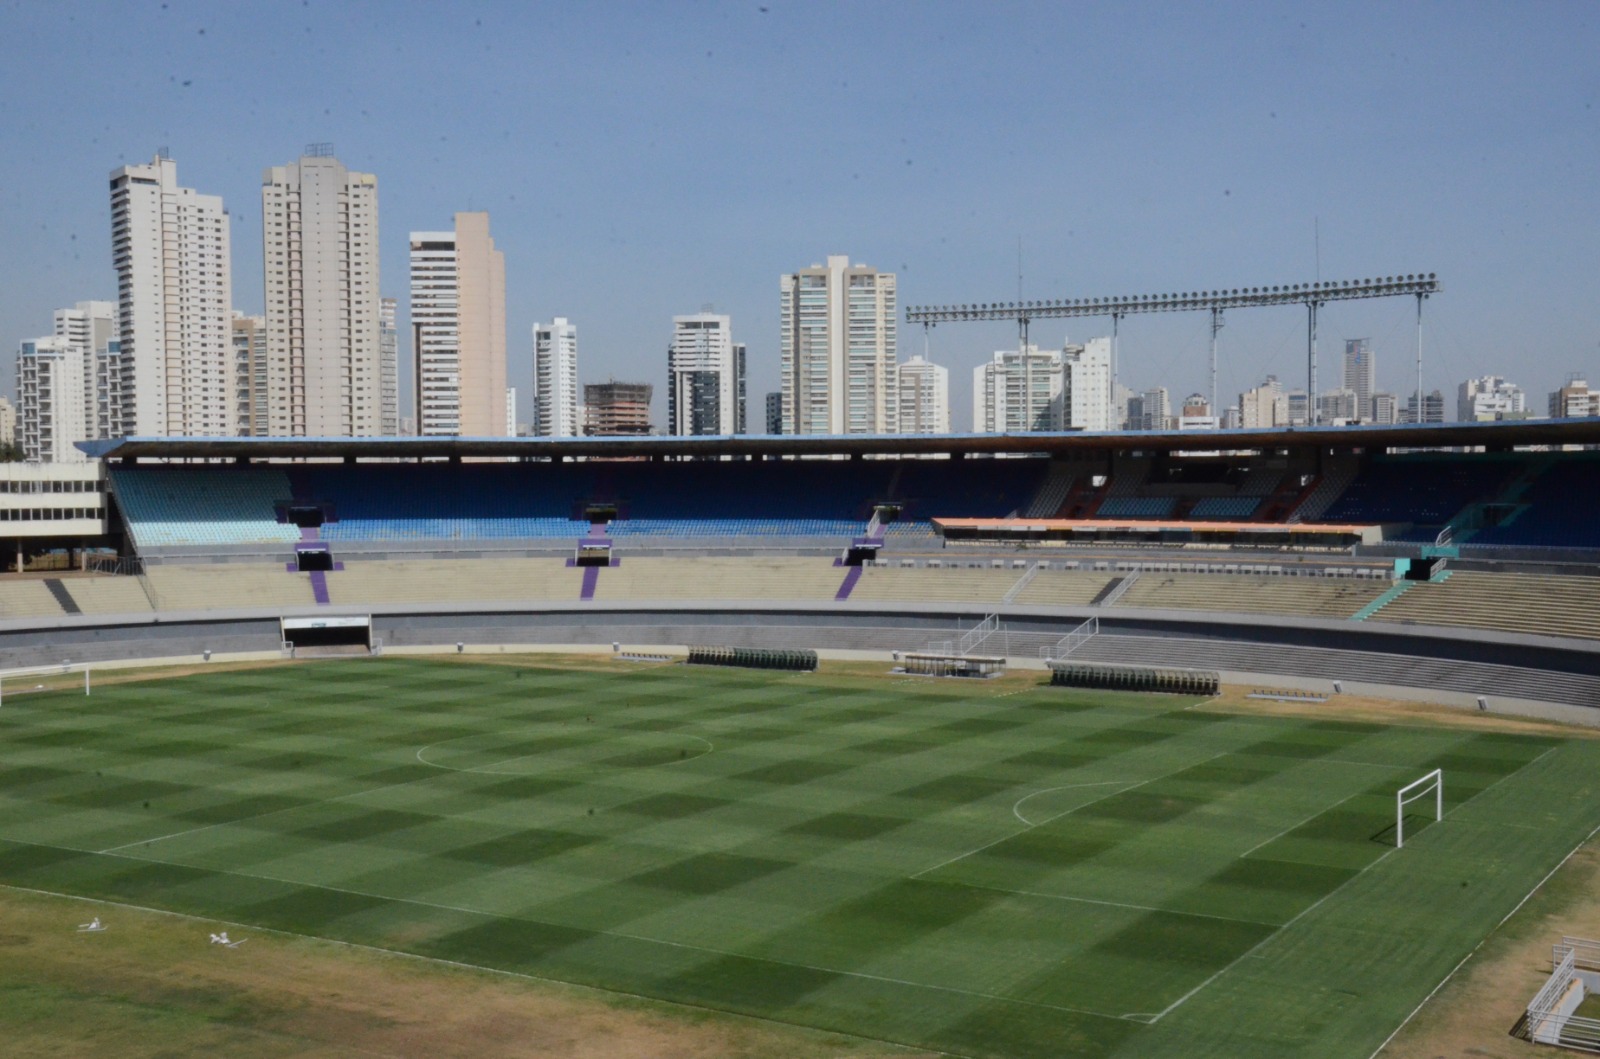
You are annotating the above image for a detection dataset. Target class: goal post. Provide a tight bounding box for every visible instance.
[1396,768,1442,848]
[0,661,92,707]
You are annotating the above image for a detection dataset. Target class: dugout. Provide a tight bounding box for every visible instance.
[901,653,1006,678]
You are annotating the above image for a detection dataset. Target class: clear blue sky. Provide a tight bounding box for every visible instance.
[2,0,1595,427]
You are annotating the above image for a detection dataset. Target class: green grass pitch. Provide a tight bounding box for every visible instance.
[2,657,1598,1058]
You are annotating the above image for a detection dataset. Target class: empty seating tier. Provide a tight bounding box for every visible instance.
[1366,571,1600,641]
[591,557,840,602]
[848,567,1022,605]
[1320,454,1518,529]
[0,581,75,620]
[326,559,582,605]
[1113,573,1387,619]
[144,565,318,612]
[111,466,301,548]
[62,577,153,616]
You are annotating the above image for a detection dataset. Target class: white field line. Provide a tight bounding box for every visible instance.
[0,836,1139,1026]
[0,882,973,1059]
[941,878,1279,929]
[1012,781,1128,826]
[1150,846,1400,1023]
[913,751,1229,880]
[1156,740,1565,1024]
[414,733,715,776]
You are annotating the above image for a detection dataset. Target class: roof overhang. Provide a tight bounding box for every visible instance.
[77,418,1600,463]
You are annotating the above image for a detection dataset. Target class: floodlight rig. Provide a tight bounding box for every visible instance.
[905,274,1441,426]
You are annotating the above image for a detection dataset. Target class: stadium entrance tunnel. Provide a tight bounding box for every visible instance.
[281,615,371,654]
[294,545,334,572]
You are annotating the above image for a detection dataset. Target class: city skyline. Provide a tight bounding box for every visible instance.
[1,4,1596,433]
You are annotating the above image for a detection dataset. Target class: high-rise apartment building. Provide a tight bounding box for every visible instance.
[584,381,653,436]
[19,337,88,462]
[231,313,268,435]
[1371,392,1400,425]
[1126,387,1172,431]
[974,346,1064,433]
[765,392,783,435]
[261,148,381,436]
[53,301,120,441]
[668,313,744,435]
[1317,388,1360,424]
[0,397,16,451]
[1239,376,1287,428]
[1458,375,1526,421]
[973,339,1110,433]
[1402,389,1446,424]
[1343,338,1375,420]
[1550,377,1600,418]
[379,298,399,436]
[532,318,580,437]
[779,255,897,435]
[110,153,232,436]
[410,213,506,437]
[894,355,950,434]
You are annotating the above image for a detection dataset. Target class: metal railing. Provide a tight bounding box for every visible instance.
[1039,615,1098,661]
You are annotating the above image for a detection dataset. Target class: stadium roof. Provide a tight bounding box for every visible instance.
[78,418,1600,462]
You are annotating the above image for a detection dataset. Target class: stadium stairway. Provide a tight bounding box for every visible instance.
[1364,571,1600,642]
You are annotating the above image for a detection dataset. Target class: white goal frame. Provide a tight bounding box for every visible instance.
[0,661,92,707]
[1396,768,1442,848]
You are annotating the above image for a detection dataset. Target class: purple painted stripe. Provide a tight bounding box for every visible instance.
[308,570,331,605]
[580,565,600,600]
[834,565,863,601]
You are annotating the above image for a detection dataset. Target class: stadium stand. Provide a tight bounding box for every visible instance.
[144,564,319,611]
[1113,572,1388,618]
[110,465,301,548]
[590,557,840,603]
[1365,571,1600,641]
[1007,570,1119,606]
[0,580,74,620]
[1320,453,1520,535]
[1471,456,1600,550]
[110,458,1052,549]
[1096,496,1179,518]
[62,576,153,616]
[1190,496,1261,519]
[326,559,582,605]
[849,566,1021,604]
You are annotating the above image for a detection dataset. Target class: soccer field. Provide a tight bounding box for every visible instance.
[1,657,1597,1058]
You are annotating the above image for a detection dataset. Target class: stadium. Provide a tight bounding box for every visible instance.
[4,417,1600,1057]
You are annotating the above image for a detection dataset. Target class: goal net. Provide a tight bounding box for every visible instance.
[1395,768,1442,848]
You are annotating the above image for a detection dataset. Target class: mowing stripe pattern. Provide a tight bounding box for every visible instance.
[0,659,1596,1059]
